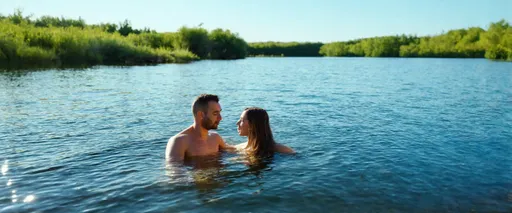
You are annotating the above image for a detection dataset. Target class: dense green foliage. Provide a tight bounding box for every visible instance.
[319,36,419,57]
[0,9,510,70]
[0,10,249,69]
[170,27,248,59]
[0,19,198,69]
[248,42,323,56]
[319,19,512,61]
[208,29,248,59]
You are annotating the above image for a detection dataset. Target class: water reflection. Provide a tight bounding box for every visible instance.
[164,152,275,202]
[164,153,228,203]
[186,154,229,195]
[241,155,274,178]
[12,190,17,203]
[2,160,8,175]
[23,195,35,203]
[1,159,37,206]
[0,70,32,79]
[0,65,93,74]
[227,154,274,196]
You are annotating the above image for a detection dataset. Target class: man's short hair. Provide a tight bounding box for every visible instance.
[192,94,219,116]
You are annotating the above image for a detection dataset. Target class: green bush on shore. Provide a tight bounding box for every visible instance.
[319,20,512,61]
[0,10,248,69]
[245,20,511,62]
[0,20,193,69]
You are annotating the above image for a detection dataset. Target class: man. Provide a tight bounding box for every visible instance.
[165,94,235,162]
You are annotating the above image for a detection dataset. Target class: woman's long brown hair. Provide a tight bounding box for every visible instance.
[245,107,276,157]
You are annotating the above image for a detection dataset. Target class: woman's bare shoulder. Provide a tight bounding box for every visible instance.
[274,143,295,154]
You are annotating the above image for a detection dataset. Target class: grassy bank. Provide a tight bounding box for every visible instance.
[0,20,200,69]
[0,10,248,69]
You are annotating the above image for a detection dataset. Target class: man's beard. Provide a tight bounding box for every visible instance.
[201,117,218,130]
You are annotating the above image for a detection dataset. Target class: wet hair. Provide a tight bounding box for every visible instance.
[245,107,276,157]
[192,94,219,117]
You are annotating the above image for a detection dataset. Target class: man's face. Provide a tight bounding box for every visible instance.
[201,101,222,130]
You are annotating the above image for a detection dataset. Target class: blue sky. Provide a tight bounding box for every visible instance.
[1,0,510,42]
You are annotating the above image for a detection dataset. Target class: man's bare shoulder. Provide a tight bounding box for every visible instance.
[165,133,190,160]
[166,128,194,149]
[208,131,222,140]
[168,126,193,142]
[208,131,227,145]
[168,133,190,145]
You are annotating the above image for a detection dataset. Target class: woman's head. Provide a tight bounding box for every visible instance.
[236,107,276,157]
[236,109,250,136]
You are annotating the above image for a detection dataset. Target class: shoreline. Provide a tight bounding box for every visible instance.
[1,11,510,70]
[2,56,506,72]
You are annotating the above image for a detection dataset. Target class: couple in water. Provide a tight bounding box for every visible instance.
[165,94,294,163]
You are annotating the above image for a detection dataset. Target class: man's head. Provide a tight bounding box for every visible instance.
[192,94,222,130]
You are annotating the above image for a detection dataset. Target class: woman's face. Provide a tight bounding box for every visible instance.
[236,110,250,136]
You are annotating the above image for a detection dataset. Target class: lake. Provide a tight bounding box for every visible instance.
[1,57,511,212]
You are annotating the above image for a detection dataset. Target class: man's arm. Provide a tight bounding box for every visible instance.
[165,135,187,162]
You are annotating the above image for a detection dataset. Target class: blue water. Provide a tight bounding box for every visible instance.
[1,58,511,212]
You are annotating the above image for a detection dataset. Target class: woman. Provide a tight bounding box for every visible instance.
[235,107,295,156]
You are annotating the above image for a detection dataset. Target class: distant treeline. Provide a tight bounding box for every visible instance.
[249,20,512,61]
[0,10,248,69]
[248,42,323,57]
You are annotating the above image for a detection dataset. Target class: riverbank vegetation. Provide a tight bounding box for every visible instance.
[0,10,248,69]
[248,42,323,57]
[0,9,510,70]
[252,19,511,61]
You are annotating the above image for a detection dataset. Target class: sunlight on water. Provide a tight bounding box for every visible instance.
[7,179,12,186]
[11,190,17,203]
[24,195,35,203]
[1,160,8,175]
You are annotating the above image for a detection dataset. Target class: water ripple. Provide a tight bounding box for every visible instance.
[1,58,511,212]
